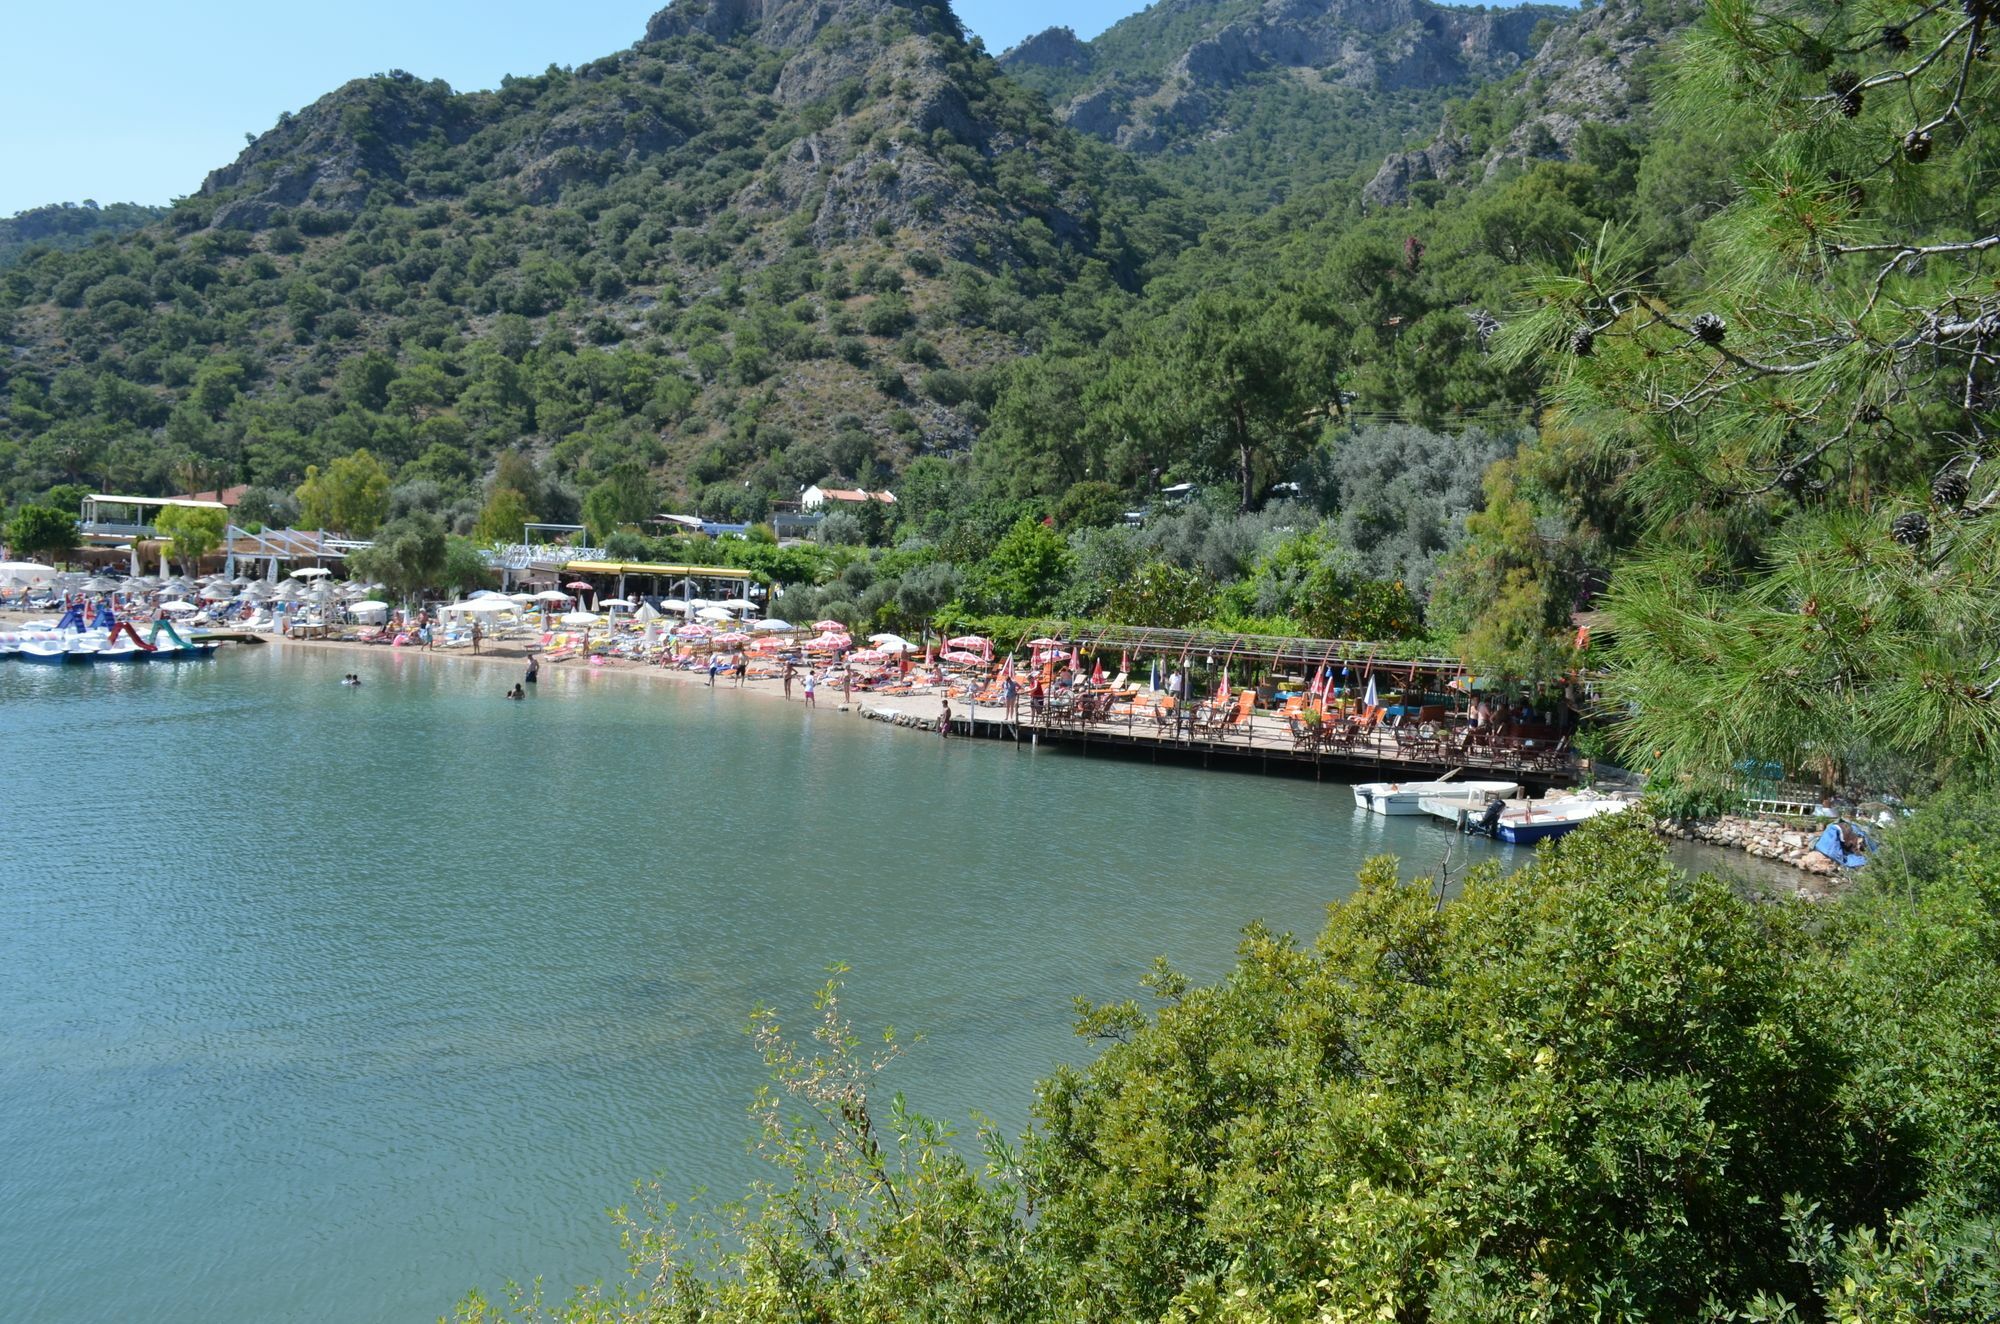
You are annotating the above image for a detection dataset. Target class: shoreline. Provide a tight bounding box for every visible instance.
[2,610,1840,893]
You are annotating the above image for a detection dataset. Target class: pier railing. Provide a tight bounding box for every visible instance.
[953,688,1579,781]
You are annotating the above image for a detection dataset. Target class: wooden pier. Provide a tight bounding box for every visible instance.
[864,695,1581,790]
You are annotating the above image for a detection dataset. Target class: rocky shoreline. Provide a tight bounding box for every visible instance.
[1652,814,1846,880]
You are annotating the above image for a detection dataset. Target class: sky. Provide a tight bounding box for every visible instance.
[0,1,1149,215]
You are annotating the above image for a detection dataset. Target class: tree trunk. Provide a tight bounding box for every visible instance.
[1233,401,1254,512]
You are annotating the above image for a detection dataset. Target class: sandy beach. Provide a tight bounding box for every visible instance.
[0,606,956,725]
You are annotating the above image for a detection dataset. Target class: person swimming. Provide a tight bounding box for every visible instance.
[341,674,361,687]
[505,684,526,700]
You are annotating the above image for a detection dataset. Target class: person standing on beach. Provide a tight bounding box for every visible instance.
[803,672,816,708]
[1002,673,1019,722]
[707,655,720,687]
[471,620,482,655]
[782,661,795,700]
[734,652,748,687]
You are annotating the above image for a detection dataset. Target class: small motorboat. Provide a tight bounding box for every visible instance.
[1463,796,1633,845]
[1354,779,1521,816]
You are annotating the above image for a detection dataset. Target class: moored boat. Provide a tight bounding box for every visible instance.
[1473,797,1633,845]
[1353,779,1521,816]
[17,639,73,665]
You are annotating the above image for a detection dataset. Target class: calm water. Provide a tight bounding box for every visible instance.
[0,648,1709,1322]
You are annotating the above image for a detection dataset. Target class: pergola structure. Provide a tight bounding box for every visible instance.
[560,559,763,607]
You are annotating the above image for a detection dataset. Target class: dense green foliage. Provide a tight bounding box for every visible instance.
[0,201,166,268]
[451,801,2000,1323]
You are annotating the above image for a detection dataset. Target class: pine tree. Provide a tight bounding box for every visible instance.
[1503,0,2000,786]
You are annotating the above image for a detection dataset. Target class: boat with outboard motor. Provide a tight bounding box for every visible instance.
[1353,778,1522,816]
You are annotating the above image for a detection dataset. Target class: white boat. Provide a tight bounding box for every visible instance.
[1463,796,1634,845]
[17,639,73,665]
[1353,779,1521,815]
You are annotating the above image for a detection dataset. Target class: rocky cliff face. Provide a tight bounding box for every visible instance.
[1003,0,1565,154]
[1363,0,1701,207]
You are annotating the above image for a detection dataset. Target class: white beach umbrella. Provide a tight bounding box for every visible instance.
[533,590,572,603]
[506,593,537,604]
[723,597,757,611]
[688,597,714,610]
[159,601,197,614]
[451,598,514,614]
[634,603,661,623]
[660,600,691,614]
[598,598,634,610]
[752,619,793,632]
[351,600,390,613]
[696,607,734,623]
[561,611,602,626]
[290,567,332,580]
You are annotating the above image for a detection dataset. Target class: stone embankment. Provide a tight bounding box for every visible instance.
[1653,815,1842,878]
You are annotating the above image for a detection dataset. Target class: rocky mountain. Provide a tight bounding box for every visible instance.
[1363,0,1702,208]
[1,0,1189,512]
[1001,0,1568,155]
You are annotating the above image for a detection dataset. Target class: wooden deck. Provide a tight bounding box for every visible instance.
[928,695,1582,789]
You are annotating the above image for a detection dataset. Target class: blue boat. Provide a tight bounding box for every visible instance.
[1494,799,1633,845]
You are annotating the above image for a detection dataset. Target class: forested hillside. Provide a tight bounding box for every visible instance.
[0,202,167,269]
[3,0,1993,792]
[0,0,1193,523]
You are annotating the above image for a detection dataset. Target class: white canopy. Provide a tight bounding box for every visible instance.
[0,562,56,585]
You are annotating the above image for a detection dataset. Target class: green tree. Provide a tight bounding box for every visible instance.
[475,487,534,545]
[1138,293,1340,511]
[1103,560,1213,628]
[349,513,447,603]
[1052,481,1128,532]
[582,463,658,542]
[295,449,391,538]
[153,504,227,577]
[972,516,1074,616]
[441,535,494,598]
[5,504,79,566]
[1502,1,2000,782]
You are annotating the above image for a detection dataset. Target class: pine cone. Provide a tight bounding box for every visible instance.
[1891,512,1932,547]
[1570,327,1596,358]
[1904,129,1934,162]
[1827,70,1861,96]
[1964,0,1996,22]
[1691,312,1728,346]
[1932,471,1971,509]
[1858,404,1885,424]
[1881,26,1911,54]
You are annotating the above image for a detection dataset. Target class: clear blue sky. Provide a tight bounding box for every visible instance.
[1,0,1552,216]
[0,1,1143,215]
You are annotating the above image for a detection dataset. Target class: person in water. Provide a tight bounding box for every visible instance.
[525,655,540,685]
[939,699,952,739]
[505,684,525,700]
[341,674,361,687]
